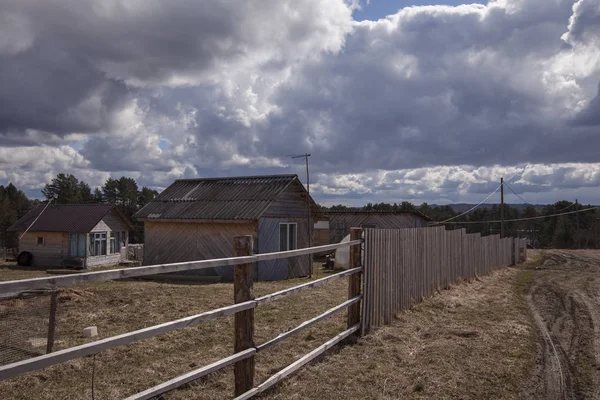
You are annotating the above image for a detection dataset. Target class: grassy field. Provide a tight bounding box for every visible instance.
[0,259,538,399]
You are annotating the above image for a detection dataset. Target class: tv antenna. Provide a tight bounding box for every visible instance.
[288,154,311,194]
[288,153,313,278]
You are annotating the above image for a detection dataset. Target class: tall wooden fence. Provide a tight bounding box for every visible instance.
[362,226,526,333]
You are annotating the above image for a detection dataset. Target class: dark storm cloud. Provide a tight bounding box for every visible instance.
[2,0,600,205]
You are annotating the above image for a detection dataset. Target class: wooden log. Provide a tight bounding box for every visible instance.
[255,267,362,306]
[348,228,362,333]
[257,296,361,352]
[233,235,255,396]
[0,300,256,380]
[124,349,256,400]
[234,325,360,400]
[0,240,362,294]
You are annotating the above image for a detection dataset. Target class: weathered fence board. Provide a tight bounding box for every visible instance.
[362,226,524,334]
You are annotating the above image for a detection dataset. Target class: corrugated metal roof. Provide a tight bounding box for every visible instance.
[7,204,122,233]
[325,208,433,221]
[134,174,300,221]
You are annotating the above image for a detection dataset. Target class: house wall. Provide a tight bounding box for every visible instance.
[86,210,131,268]
[19,231,66,267]
[257,217,311,280]
[259,183,312,280]
[143,220,258,280]
[329,213,427,244]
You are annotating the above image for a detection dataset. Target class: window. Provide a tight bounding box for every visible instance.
[69,233,87,257]
[109,232,122,254]
[37,236,44,246]
[279,223,297,251]
[110,232,115,254]
[88,232,107,256]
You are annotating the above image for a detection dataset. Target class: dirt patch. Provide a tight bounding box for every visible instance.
[523,250,600,400]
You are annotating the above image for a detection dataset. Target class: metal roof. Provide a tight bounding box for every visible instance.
[134,174,303,221]
[7,204,131,233]
[326,208,433,221]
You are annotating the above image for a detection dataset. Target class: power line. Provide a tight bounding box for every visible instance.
[555,201,575,212]
[439,207,597,225]
[503,182,534,205]
[19,196,56,240]
[430,183,502,225]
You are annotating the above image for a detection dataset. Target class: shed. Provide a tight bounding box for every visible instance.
[8,204,134,268]
[134,174,317,281]
[327,209,432,244]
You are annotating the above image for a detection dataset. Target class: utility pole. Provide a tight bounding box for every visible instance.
[576,198,579,249]
[289,154,312,278]
[500,177,504,238]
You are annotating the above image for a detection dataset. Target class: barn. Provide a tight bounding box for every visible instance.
[327,209,432,244]
[134,174,317,281]
[8,204,133,268]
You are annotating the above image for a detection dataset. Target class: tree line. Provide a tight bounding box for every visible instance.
[322,201,599,249]
[2,176,597,250]
[1,174,158,248]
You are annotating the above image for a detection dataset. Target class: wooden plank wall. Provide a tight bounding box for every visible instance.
[362,226,524,333]
[19,231,66,267]
[329,213,425,244]
[143,221,258,280]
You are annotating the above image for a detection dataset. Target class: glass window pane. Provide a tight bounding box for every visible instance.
[280,224,287,251]
[69,234,77,257]
[89,235,95,256]
[78,234,86,257]
[289,224,297,250]
[110,232,115,254]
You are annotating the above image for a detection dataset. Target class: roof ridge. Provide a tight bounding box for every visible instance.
[174,174,297,182]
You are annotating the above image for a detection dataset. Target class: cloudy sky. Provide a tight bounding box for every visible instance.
[1,0,599,206]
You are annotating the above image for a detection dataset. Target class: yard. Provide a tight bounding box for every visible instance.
[0,257,540,399]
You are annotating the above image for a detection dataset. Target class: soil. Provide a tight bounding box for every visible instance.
[524,250,600,400]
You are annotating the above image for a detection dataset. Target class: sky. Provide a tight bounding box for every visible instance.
[1,0,600,206]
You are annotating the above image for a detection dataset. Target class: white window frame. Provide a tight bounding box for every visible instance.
[89,232,108,257]
[279,222,298,251]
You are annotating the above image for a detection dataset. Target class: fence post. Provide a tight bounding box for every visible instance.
[46,290,58,354]
[348,228,362,335]
[233,235,255,396]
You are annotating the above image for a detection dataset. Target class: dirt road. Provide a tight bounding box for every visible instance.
[525,250,600,400]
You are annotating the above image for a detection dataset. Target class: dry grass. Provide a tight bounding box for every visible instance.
[0,263,349,399]
[0,262,536,399]
[259,268,536,400]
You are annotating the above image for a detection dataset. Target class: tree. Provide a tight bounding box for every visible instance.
[42,173,94,204]
[138,187,158,208]
[0,183,32,247]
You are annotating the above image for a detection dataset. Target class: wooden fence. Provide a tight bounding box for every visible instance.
[0,227,526,398]
[362,226,527,333]
[0,239,363,399]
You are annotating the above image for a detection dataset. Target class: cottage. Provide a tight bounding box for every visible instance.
[327,209,432,244]
[134,174,317,281]
[8,204,133,268]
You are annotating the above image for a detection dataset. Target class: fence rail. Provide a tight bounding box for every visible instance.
[0,241,362,294]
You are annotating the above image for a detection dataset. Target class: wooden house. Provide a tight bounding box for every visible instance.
[8,204,133,268]
[134,174,317,281]
[327,209,432,244]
